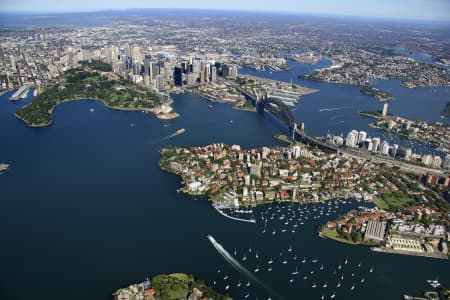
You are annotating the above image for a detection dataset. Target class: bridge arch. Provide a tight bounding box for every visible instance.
[257,97,296,131]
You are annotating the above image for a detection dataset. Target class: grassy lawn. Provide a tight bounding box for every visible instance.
[321,228,357,245]
[150,273,231,300]
[373,194,415,211]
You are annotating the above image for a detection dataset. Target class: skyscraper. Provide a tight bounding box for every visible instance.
[381,141,390,155]
[372,137,381,153]
[432,156,442,168]
[345,130,358,147]
[174,66,183,86]
[210,66,217,82]
[444,154,450,169]
[357,131,367,144]
[382,103,388,116]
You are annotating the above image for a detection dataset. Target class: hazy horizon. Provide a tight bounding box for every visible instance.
[1,0,449,22]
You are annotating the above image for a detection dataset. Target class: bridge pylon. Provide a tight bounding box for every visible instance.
[291,122,297,140]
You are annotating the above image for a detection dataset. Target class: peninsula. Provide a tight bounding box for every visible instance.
[15,61,176,127]
[113,273,231,300]
[299,49,450,88]
[159,143,449,207]
[320,205,449,260]
[360,110,450,154]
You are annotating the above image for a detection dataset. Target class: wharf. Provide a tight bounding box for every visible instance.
[10,85,30,101]
[372,247,448,260]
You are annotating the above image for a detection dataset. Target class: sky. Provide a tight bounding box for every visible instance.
[1,0,449,21]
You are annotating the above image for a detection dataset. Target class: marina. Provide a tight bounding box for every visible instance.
[207,199,386,299]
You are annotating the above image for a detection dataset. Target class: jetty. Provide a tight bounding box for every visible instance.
[10,85,30,101]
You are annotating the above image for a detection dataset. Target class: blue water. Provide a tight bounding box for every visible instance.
[1,68,449,300]
[241,59,450,156]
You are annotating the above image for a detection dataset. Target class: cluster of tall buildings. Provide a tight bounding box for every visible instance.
[326,130,449,169]
[101,44,238,92]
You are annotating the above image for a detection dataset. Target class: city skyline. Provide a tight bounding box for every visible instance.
[1,0,450,21]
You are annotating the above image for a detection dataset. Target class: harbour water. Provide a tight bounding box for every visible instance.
[0,62,449,300]
[240,59,450,156]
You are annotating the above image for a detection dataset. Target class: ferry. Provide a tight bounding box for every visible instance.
[176,128,186,135]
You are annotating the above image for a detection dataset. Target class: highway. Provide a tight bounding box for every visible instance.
[294,128,444,175]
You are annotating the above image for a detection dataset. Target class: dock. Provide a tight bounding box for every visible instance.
[10,85,30,101]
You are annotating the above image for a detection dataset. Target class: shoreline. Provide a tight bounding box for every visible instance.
[372,247,448,260]
[15,97,179,127]
[318,228,378,247]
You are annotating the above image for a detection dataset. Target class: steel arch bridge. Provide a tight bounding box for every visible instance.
[256,97,296,131]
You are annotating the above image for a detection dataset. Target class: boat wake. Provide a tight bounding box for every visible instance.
[329,114,344,120]
[215,208,256,224]
[150,128,186,143]
[160,132,179,141]
[319,106,352,112]
[207,234,284,300]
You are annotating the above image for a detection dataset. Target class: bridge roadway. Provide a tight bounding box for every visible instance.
[294,128,444,176]
[224,77,445,176]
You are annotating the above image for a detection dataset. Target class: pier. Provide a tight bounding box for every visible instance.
[9,85,31,101]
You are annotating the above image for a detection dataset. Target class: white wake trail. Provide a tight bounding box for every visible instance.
[319,106,352,112]
[207,234,284,300]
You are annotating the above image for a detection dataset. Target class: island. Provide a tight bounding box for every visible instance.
[113,273,231,300]
[15,61,177,127]
[360,86,393,101]
[442,102,450,117]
